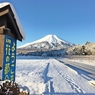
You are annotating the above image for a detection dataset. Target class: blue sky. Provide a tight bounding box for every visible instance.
[0,0,95,47]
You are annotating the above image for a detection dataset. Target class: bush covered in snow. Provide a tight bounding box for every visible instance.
[66,42,95,55]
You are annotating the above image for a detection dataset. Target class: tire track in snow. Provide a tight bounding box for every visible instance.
[52,61,84,94]
[27,60,51,94]
[42,62,54,94]
[43,81,55,95]
[42,62,50,83]
[43,60,55,94]
[28,61,51,94]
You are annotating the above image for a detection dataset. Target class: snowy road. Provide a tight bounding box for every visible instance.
[57,58,95,79]
[16,58,95,95]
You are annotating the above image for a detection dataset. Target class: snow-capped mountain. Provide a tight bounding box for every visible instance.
[18,34,73,50]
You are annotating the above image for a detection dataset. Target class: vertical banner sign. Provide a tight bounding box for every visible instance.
[2,35,16,81]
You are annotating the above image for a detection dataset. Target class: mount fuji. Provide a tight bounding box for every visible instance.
[18,34,73,51]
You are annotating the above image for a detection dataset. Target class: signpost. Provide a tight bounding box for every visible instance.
[2,35,16,81]
[0,2,25,81]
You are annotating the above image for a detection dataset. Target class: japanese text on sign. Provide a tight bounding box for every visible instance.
[2,35,16,81]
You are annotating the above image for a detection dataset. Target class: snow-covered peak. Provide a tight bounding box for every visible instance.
[29,34,69,45]
[37,34,62,44]
[18,34,72,49]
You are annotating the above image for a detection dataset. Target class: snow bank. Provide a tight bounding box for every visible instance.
[16,55,48,59]
[70,59,95,66]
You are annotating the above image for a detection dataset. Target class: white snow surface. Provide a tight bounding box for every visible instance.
[18,34,71,48]
[15,57,95,95]
[0,2,25,40]
[70,59,95,66]
[31,34,67,44]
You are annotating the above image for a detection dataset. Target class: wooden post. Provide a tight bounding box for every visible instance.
[0,28,4,69]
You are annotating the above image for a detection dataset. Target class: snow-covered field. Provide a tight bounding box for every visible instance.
[16,57,95,95]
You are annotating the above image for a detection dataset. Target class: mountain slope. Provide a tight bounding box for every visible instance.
[18,34,73,50]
